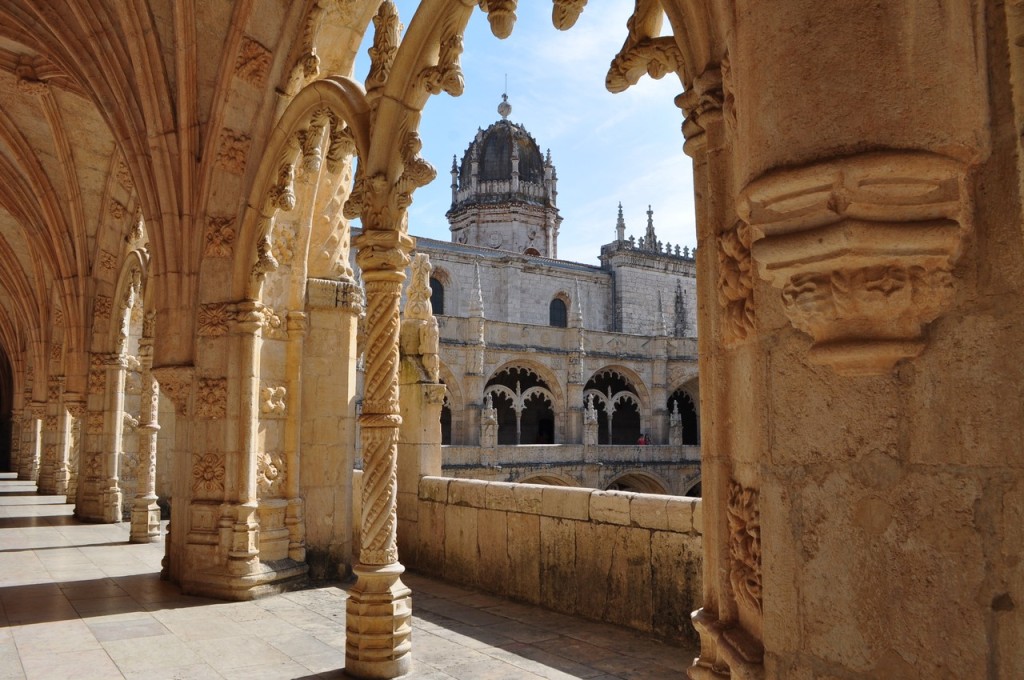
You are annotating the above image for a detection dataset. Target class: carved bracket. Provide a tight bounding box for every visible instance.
[739,151,967,375]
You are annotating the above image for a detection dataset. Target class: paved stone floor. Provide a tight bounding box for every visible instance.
[0,473,697,679]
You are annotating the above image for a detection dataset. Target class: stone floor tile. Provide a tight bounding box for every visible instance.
[482,641,607,679]
[103,634,204,673]
[12,619,102,654]
[121,663,225,680]
[264,631,340,659]
[190,635,294,672]
[87,616,171,642]
[19,648,121,680]
[217,660,316,680]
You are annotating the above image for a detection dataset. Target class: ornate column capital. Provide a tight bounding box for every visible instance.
[152,365,194,416]
[739,151,966,375]
[354,229,414,279]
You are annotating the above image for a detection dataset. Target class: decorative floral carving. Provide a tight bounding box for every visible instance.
[257,450,285,497]
[260,385,287,417]
[195,378,227,419]
[365,1,401,96]
[419,32,464,96]
[235,36,272,87]
[728,480,762,617]
[718,222,754,345]
[259,306,288,340]
[44,415,58,431]
[109,199,127,220]
[50,344,62,361]
[552,0,587,29]
[271,224,297,265]
[115,156,134,191]
[86,413,104,435]
[197,303,234,336]
[53,307,64,327]
[606,1,682,93]
[98,249,118,273]
[94,294,113,320]
[88,368,106,393]
[216,129,252,174]
[204,216,236,257]
[123,412,139,432]
[397,131,436,209]
[192,453,226,494]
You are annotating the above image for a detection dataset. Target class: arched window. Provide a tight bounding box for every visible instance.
[584,369,642,445]
[668,388,700,445]
[549,297,567,327]
[484,366,555,445]
[429,277,445,315]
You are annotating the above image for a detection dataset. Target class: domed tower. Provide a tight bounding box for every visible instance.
[447,95,562,257]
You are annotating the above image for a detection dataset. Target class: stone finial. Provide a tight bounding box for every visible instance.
[469,263,484,318]
[616,202,626,243]
[498,92,511,119]
[657,290,668,336]
[572,278,584,328]
[406,253,434,321]
[645,205,657,250]
[674,279,687,337]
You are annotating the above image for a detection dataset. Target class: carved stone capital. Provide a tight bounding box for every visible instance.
[354,230,414,275]
[739,151,967,375]
[65,399,87,419]
[306,277,363,312]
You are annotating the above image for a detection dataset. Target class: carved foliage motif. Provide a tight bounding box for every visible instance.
[478,0,518,39]
[195,378,227,419]
[109,199,127,220]
[50,344,62,361]
[235,36,272,87]
[197,303,234,336]
[86,413,104,435]
[419,31,465,96]
[115,156,134,191]
[718,223,754,345]
[260,385,287,417]
[98,250,118,273]
[366,1,401,95]
[216,129,252,174]
[205,216,236,257]
[259,306,288,340]
[88,368,107,393]
[727,481,762,617]
[152,367,193,416]
[192,453,226,494]
[257,450,285,497]
[94,295,113,320]
[606,0,682,93]
[552,0,587,30]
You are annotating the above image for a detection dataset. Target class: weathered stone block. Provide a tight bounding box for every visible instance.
[485,481,518,512]
[539,516,576,613]
[665,496,694,534]
[631,494,670,530]
[448,479,487,507]
[590,490,631,525]
[513,483,544,514]
[419,476,449,503]
[477,510,509,594]
[506,512,541,604]
[541,486,591,520]
[444,504,479,587]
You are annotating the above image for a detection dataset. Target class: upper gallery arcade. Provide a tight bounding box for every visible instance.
[0,2,1019,680]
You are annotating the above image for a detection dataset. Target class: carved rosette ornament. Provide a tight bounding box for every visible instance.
[739,152,967,375]
[192,453,226,494]
[195,378,227,419]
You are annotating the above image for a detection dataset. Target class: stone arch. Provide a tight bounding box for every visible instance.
[683,476,702,498]
[549,292,569,328]
[668,379,700,446]
[584,366,650,445]
[517,472,579,487]
[437,360,462,446]
[485,365,557,445]
[428,265,456,316]
[606,470,670,495]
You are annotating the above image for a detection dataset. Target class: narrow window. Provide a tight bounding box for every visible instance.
[549,298,567,327]
[429,277,445,315]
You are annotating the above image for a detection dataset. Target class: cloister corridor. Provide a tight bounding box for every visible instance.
[0,473,696,679]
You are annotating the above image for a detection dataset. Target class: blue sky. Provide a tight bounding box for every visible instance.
[354,1,696,265]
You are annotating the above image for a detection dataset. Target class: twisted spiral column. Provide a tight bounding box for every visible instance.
[346,229,414,680]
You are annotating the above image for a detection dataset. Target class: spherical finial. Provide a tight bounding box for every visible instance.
[498,93,511,119]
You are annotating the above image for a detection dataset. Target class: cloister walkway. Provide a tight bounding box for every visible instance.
[0,473,696,679]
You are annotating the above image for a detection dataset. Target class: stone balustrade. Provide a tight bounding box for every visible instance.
[367,476,704,642]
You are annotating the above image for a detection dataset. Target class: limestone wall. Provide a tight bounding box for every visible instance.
[402,476,703,641]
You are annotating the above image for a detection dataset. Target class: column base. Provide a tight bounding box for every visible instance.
[102,487,124,523]
[129,496,161,543]
[180,559,308,600]
[345,562,413,679]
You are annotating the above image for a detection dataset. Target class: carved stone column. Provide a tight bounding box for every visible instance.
[38,377,64,495]
[21,404,44,482]
[64,398,86,503]
[346,229,414,679]
[101,354,128,522]
[130,338,161,543]
[9,411,22,479]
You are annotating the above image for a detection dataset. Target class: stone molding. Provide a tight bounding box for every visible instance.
[739,151,967,375]
[152,366,194,416]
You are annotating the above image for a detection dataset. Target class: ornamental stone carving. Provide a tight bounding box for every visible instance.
[260,385,287,417]
[552,0,588,30]
[94,294,113,320]
[197,303,234,336]
[192,453,226,494]
[478,0,517,39]
[195,378,227,419]
[739,151,967,375]
[727,480,762,617]
[419,31,464,96]
[606,0,682,94]
[718,222,755,345]
[86,413,104,435]
[257,450,285,497]
[234,36,272,87]
[204,216,236,257]
[215,129,252,174]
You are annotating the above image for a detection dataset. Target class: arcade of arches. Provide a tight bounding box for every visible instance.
[0,2,1020,680]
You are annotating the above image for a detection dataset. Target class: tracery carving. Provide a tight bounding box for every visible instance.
[728,480,762,617]
[86,413,104,435]
[109,199,127,220]
[260,385,287,417]
[478,0,518,39]
[552,0,587,29]
[195,378,227,419]
[88,367,106,393]
[419,32,465,96]
[606,0,682,94]
[235,36,272,87]
[216,129,252,174]
[192,453,226,494]
[204,216,236,257]
[98,249,118,273]
[718,222,754,345]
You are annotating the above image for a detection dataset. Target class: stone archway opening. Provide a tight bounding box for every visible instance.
[668,387,699,446]
[0,346,11,472]
[606,471,668,495]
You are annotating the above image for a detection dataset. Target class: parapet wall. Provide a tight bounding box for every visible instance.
[402,476,703,642]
